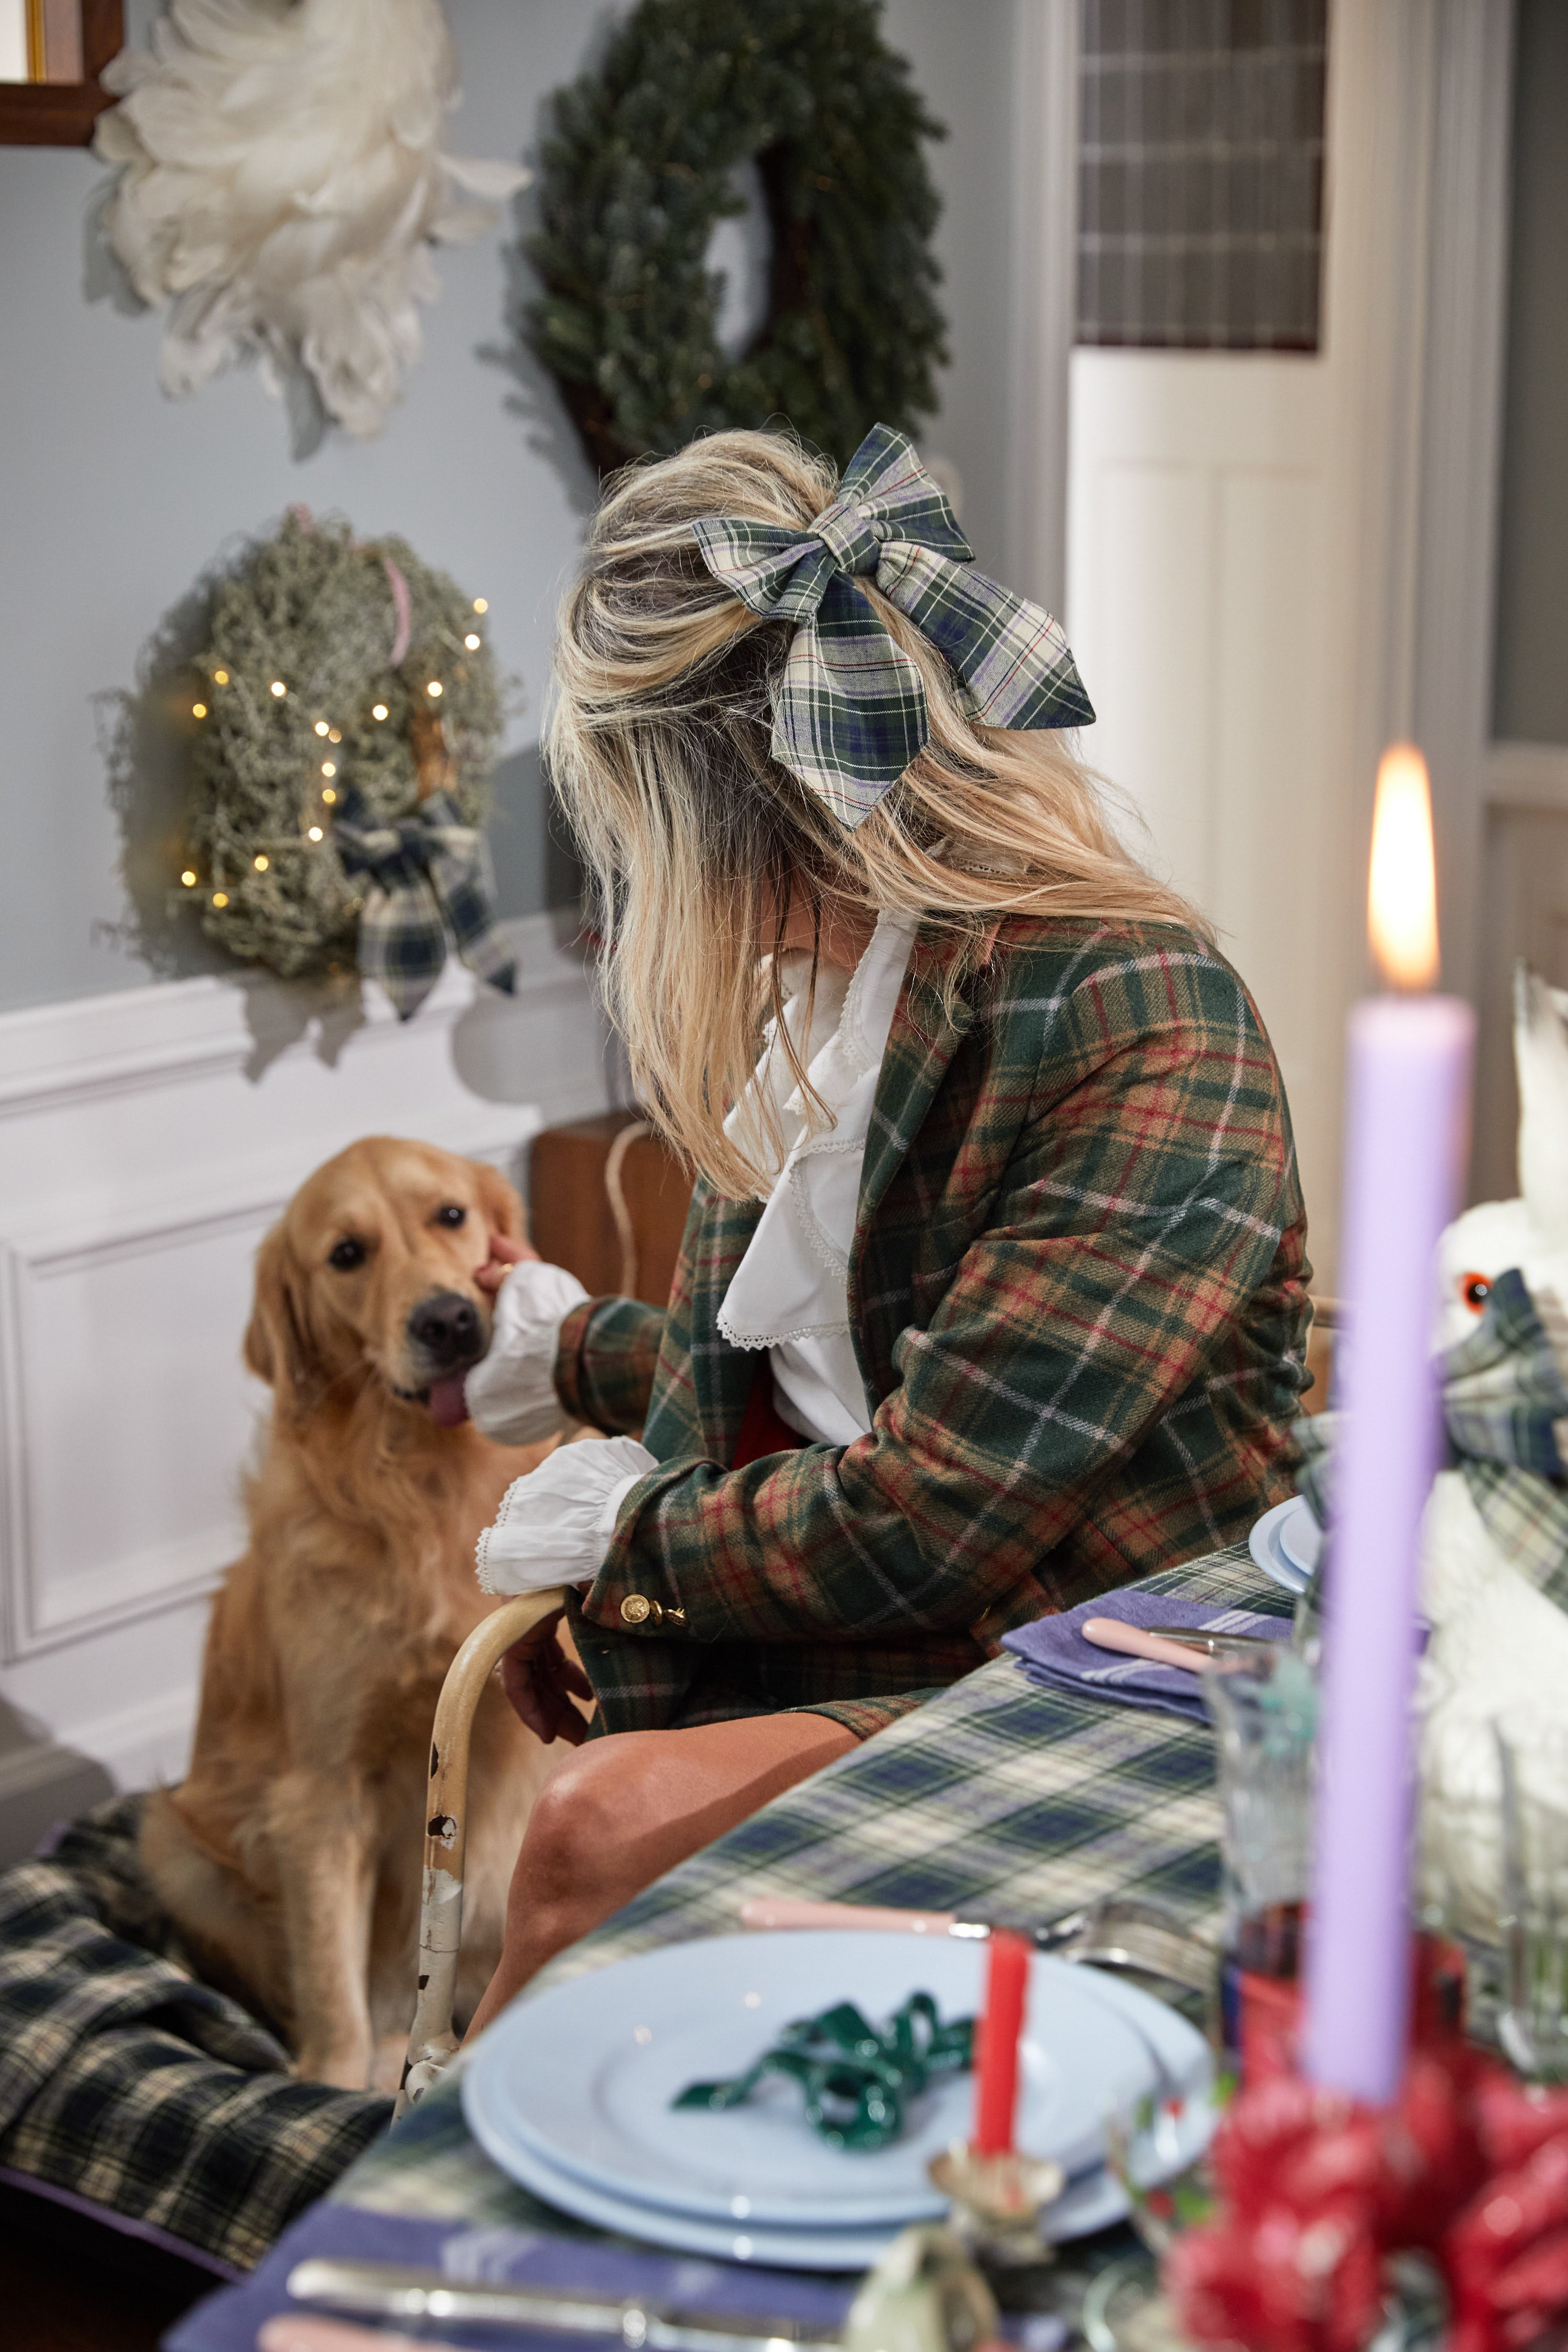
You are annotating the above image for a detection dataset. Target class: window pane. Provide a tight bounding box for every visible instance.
[1077,0,1327,352]
[1492,0,1568,746]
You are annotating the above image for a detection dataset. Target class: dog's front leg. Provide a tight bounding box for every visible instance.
[266,1770,377,2090]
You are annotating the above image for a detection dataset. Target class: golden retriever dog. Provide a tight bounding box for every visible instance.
[140,1137,568,2091]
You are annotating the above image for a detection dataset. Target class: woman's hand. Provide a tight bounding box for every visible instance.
[478,1230,539,1296]
[497,1605,594,1745]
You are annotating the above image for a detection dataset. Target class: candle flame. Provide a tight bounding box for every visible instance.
[1368,744,1438,991]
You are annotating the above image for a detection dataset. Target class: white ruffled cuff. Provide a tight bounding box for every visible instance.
[475,1435,658,1595]
[464,1259,590,1446]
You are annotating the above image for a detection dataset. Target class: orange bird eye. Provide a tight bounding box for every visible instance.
[1460,1272,1491,1312]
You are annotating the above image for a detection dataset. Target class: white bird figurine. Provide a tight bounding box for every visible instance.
[94,0,528,443]
[1417,968,1568,1939]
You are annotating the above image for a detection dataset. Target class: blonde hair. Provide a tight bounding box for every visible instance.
[547,428,1205,1199]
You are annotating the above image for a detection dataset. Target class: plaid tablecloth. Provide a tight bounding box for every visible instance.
[0,1542,1281,2273]
[334,1542,1283,2228]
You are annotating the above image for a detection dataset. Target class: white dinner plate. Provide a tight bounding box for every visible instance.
[463,1930,1215,2264]
[462,2098,1175,2269]
[1278,1500,1322,1577]
[1248,1494,1319,1595]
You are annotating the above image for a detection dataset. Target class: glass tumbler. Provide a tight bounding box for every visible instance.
[1204,1647,1318,2032]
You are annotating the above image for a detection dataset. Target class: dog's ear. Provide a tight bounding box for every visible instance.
[475,1161,527,1248]
[244,1224,324,1409]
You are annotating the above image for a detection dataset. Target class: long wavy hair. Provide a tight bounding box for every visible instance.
[546,428,1204,1199]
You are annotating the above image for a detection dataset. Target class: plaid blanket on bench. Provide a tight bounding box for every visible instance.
[0,1800,388,2274]
[0,1542,1276,2274]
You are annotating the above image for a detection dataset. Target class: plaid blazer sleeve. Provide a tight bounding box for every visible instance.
[554,1296,667,1434]
[579,938,1301,1646]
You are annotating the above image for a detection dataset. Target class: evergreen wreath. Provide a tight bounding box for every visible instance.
[174,511,512,990]
[526,0,949,477]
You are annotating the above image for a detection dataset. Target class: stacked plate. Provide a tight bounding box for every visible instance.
[1249,1494,1321,1596]
[463,1929,1216,2270]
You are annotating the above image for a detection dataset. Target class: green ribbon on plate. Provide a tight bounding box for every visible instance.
[673,1992,974,2153]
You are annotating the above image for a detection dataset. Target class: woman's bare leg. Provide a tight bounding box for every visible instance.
[464,1712,857,2039]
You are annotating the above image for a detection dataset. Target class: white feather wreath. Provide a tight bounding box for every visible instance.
[94,0,528,442]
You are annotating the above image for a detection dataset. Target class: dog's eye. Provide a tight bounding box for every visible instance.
[329,1238,367,1272]
[434,1204,466,1229]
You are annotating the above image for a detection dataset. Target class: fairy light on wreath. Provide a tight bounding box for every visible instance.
[173,510,520,1014]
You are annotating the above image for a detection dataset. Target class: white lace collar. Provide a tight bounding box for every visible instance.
[718,912,919,1353]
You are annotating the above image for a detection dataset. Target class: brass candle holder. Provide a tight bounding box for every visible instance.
[928,2141,1065,2264]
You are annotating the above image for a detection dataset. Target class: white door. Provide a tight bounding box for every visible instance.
[1063,1,1468,1288]
[1067,350,1334,1256]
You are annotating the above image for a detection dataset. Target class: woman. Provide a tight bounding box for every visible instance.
[461,423,1309,2033]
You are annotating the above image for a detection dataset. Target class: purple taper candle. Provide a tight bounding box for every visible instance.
[1303,747,1475,2106]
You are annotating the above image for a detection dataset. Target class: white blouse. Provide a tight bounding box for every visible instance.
[717,909,919,1443]
[468,911,918,1595]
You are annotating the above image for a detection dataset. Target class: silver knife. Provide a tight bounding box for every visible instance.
[286,2257,842,2351]
[1140,1624,1284,1656]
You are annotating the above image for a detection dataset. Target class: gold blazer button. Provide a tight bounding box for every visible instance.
[618,1595,687,1630]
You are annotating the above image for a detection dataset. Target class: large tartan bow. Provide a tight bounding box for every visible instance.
[691,422,1095,826]
[1299,1269,1568,1612]
[333,787,515,1021]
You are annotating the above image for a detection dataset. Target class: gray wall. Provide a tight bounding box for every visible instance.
[1492,0,1568,746]
[0,0,1021,1016]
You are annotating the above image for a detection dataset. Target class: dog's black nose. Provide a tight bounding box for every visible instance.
[407,1291,482,1369]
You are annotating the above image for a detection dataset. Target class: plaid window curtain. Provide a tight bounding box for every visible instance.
[1077,0,1328,353]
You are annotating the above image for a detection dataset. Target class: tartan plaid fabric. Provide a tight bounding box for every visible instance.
[1461,1461,1568,1612]
[333,1542,1282,2234]
[0,1800,388,2273]
[691,424,1094,827]
[1299,1268,1568,1605]
[556,915,1310,1740]
[1442,1267,1568,1475]
[1077,0,1328,354]
[556,1292,667,1436]
[335,786,516,1020]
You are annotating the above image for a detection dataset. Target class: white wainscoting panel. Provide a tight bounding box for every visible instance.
[6,1200,268,1656]
[0,915,611,1863]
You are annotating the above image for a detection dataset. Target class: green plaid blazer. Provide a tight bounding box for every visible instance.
[554,916,1310,1739]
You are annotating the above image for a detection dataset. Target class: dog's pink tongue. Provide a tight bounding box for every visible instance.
[426,1375,470,1428]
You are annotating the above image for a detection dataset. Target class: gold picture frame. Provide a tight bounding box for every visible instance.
[1,0,123,145]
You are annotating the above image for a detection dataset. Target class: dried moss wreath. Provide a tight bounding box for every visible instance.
[527,0,949,477]
[175,512,515,1011]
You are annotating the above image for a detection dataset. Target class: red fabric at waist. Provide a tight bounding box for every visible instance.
[732,1357,809,1469]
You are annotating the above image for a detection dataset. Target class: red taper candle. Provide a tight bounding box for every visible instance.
[972,1929,1031,2155]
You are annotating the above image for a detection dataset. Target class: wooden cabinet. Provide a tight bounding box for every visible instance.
[527,1113,692,1308]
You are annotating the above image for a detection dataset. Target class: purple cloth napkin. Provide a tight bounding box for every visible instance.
[164,2204,856,2352]
[1000,1589,1290,1724]
[164,2198,1069,2351]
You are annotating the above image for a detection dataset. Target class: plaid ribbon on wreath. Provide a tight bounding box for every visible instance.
[332,787,516,1021]
[1299,1268,1568,1610]
[692,422,1095,826]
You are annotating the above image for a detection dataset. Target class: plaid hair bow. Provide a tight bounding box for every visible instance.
[333,787,516,1021]
[691,422,1096,827]
[1299,1269,1568,1612]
